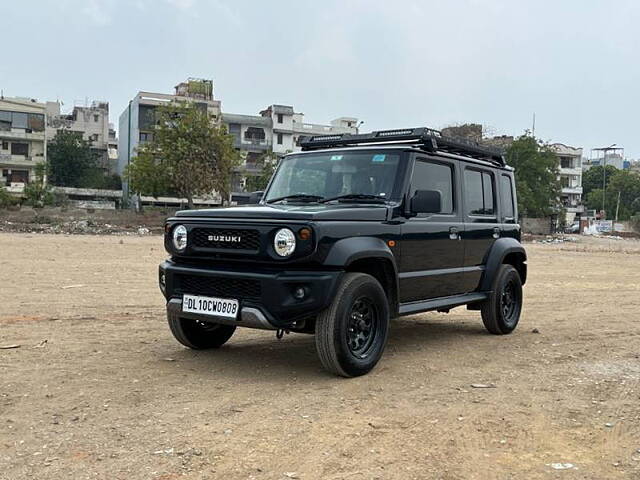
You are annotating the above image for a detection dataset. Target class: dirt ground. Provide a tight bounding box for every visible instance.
[1,233,639,480]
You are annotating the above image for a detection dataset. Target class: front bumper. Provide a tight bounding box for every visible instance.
[159,260,343,330]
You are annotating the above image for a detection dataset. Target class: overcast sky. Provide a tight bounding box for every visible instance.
[3,0,639,158]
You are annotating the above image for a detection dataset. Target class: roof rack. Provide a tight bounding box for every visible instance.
[298,127,506,167]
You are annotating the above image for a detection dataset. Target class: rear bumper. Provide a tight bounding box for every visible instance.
[159,260,343,329]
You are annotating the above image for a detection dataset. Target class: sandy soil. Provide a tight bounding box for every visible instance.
[1,233,639,480]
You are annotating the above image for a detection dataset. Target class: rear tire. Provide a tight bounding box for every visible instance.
[315,273,390,377]
[168,313,236,349]
[481,264,523,335]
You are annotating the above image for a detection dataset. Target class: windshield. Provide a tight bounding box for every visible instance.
[264,151,404,203]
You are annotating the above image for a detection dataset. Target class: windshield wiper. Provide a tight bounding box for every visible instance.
[266,194,325,204]
[320,194,388,204]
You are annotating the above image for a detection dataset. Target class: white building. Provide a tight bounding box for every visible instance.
[223,104,359,191]
[46,101,117,174]
[117,79,222,198]
[0,96,47,191]
[551,143,584,221]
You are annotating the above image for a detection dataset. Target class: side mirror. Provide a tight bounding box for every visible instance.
[410,190,441,214]
[248,191,264,204]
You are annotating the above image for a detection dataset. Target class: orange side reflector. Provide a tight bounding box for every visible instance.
[388,240,396,247]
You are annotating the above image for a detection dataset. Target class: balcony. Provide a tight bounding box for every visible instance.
[233,138,270,151]
[559,166,582,176]
[0,154,44,166]
[0,129,46,142]
[562,186,583,195]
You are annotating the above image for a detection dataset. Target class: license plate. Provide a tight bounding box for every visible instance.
[182,294,239,319]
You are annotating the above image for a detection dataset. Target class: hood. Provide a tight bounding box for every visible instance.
[175,203,391,221]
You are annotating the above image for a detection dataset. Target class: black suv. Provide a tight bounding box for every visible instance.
[159,128,527,377]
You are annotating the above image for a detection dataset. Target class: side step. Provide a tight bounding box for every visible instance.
[399,292,487,316]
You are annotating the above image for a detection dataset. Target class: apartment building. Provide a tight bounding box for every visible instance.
[223,104,358,190]
[551,143,584,221]
[0,96,47,190]
[117,79,222,197]
[46,101,117,174]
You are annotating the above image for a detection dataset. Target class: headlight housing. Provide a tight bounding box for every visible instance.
[274,228,296,257]
[172,225,188,252]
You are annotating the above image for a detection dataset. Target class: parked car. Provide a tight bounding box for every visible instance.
[159,127,527,377]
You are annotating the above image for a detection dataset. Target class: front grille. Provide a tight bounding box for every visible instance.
[191,228,260,251]
[175,274,262,300]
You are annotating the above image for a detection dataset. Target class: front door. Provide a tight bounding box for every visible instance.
[399,156,465,301]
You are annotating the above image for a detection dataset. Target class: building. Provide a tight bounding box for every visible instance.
[551,143,584,221]
[0,96,47,190]
[223,105,358,191]
[117,78,222,198]
[46,100,117,174]
[583,152,627,171]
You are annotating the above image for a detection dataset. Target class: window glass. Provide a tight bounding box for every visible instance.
[410,160,454,214]
[27,113,44,132]
[265,151,402,202]
[483,172,495,215]
[501,175,515,218]
[464,169,484,215]
[465,168,496,216]
[11,112,28,129]
[138,105,156,130]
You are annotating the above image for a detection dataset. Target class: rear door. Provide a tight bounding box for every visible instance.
[461,165,500,292]
[399,156,466,301]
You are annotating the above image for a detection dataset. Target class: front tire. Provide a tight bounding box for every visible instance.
[481,264,523,335]
[168,313,236,349]
[315,273,390,377]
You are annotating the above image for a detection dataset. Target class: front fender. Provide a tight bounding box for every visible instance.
[480,237,527,291]
[323,236,397,271]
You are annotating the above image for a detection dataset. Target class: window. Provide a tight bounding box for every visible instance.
[244,127,266,141]
[501,175,515,218]
[1,141,8,150]
[0,111,11,131]
[27,113,45,132]
[11,112,28,129]
[410,160,454,214]
[464,169,495,216]
[11,143,29,156]
[277,113,283,124]
[94,114,99,122]
[277,133,283,145]
[139,132,152,143]
[265,151,403,202]
[560,156,573,168]
[138,105,157,130]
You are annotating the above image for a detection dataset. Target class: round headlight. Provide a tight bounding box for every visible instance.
[274,228,296,257]
[172,225,188,252]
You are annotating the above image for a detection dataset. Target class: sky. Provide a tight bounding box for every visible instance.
[2,0,639,159]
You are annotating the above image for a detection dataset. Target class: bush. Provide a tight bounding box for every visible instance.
[0,187,19,208]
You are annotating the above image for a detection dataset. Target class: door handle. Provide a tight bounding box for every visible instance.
[449,227,461,241]
[493,227,501,239]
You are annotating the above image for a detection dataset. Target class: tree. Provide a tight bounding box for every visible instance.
[23,163,54,207]
[125,147,172,199]
[127,103,240,208]
[582,165,618,197]
[47,130,101,187]
[245,151,278,192]
[505,135,561,217]
[586,169,640,220]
